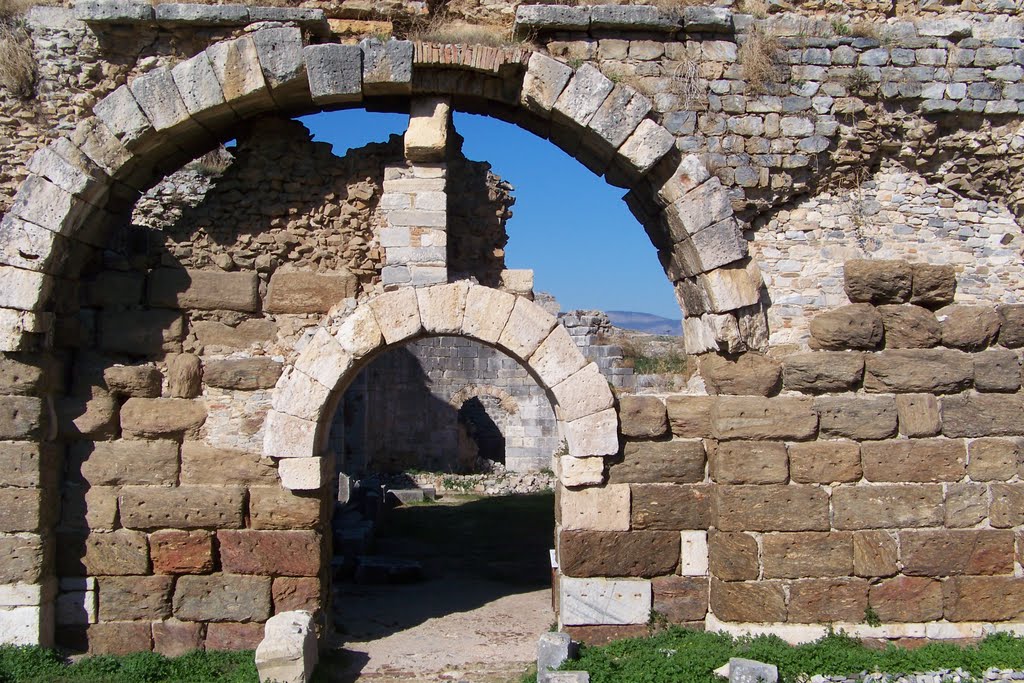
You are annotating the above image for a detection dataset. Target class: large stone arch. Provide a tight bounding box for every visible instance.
[0,27,766,357]
[263,283,617,490]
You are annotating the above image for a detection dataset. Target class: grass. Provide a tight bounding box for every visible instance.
[0,647,259,683]
[522,628,1024,683]
[0,0,36,98]
[739,26,781,93]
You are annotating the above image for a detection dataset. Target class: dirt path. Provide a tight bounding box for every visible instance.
[325,493,556,682]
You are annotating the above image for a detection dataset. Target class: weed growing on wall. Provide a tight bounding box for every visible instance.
[739,26,781,93]
[0,0,36,98]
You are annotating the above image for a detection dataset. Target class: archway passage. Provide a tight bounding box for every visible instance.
[0,27,768,358]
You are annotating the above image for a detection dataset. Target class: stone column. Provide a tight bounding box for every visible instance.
[379,98,451,288]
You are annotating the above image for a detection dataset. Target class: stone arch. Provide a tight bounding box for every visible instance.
[449,385,519,415]
[0,27,767,356]
[263,283,617,490]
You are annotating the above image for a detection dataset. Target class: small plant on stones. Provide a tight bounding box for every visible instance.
[830,18,851,36]
[739,27,782,93]
[864,605,882,627]
[844,67,873,95]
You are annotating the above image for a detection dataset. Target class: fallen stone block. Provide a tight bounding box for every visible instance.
[255,610,318,683]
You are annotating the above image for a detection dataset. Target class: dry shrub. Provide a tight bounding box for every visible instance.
[187,145,234,177]
[0,0,35,99]
[669,57,705,106]
[738,0,769,18]
[408,12,516,46]
[739,26,780,92]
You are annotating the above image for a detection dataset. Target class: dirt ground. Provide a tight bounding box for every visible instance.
[327,493,557,682]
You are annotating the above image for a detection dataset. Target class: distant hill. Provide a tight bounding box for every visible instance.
[606,311,682,336]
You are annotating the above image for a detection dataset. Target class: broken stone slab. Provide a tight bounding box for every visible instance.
[74,0,153,22]
[514,4,590,31]
[154,3,248,26]
[590,4,678,31]
[255,610,318,683]
[360,38,413,96]
[387,489,425,505]
[537,632,578,683]
[717,657,779,683]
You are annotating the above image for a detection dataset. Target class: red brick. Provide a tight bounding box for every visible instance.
[217,530,322,577]
[150,530,214,574]
[900,530,1014,576]
[788,578,868,623]
[870,577,942,622]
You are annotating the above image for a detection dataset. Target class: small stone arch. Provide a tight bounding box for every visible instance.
[449,384,519,415]
[263,282,618,490]
[0,26,767,356]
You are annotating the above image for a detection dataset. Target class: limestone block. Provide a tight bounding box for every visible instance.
[682,316,719,355]
[417,283,469,335]
[173,574,271,622]
[148,268,259,312]
[249,486,322,530]
[335,306,383,358]
[974,349,1021,392]
[463,286,516,344]
[587,85,652,151]
[500,269,534,297]
[26,144,107,206]
[150,529,215,574]
[521,53,573,115]
[154,3,247,24]
[656,155,711,207]
[863,349,972,394]
[295,327,352,390]
[251,27,310,108]
[497,298,557,362]
[782,352,864,393]
[266,270,357,314]
[809,304,883,350]
[248,6,326,30]
[360,38,412,96]
[831,484,944,529]
[368,288,421,345]
[0,441,58,488]
[528,325,587,389]
[515,4,590,30]
[167,352,201,398]
[939,304,1000,351]
[75,0,153,21]
[684,219,748,276]
[617,119,674,176]
[207,36,273,116]
[682,6,732,31]
[911,263,956,307]
[56,529,149,576]
[552,364,614,423]
[218,530,321,576]
[564,408,619,458]
[194,319,276,350]
[853,530,898,578]
[55,390,118,439]
[590,4,678,30]
[255,610,318,683]
[709,531,759,581]
[10,174,91,239]
[814,395,897,440]
[272,367,330,422]
[663,177,732,240]
[92,84,157,152]
[968,437,1024,481]
[69,119,134,181]
[0,605,50,646]
[861,438,966,483]
[67,439,178,486]
[561,485,630,531]
[263,410,318,458]
[128,67,197,138]
[680,530,709,576]
[560,577,651,626]
[608,440,705,485]
[120,397,206,438]
[171,52,235,131]
[844,260,912,304]
[942,393,1024,438]
[700,353,780,397]
[878,304,941,348]
[56,590,96,626]
[405,97,450,163]
[0,396,43,440]
[710,441,788,484]
[0,489,45,533]
[104,365,161,398]
[697,260,763,314]
[631,483,710,531]
[98,309,184,355]
[279,457,328,491]
[181,441,276,485]
[272,577,320,614]
[203,358,282,391]
[304,43,362,106]
[894,394,941,438]
[0,356,50,396]
[618,396,667,439]
[715,485,829,532]
[557,454,605,487]
[711,396,817,441]
[0,266,52,312]
[901,529,1012,576]
[998,305,1024,348]
[206,622,265,650]
[553,64,614,128]
[119,485,245,530]
[61,485,118,531]
[537,632,575,683]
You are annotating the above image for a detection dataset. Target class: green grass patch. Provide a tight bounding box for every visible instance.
[0,647,259,683]
[528,628,1024,683]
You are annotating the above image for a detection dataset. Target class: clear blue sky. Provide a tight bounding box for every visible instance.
[299,109,680,319]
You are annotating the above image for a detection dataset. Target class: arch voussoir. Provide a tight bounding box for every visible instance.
[416,281,469,335]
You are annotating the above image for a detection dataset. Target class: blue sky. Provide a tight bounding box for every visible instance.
[300,109,680,319]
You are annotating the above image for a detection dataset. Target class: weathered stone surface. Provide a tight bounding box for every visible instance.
[0,489,44,533]
[99,310,184,355]
[618,396,668,439]
[711,397,817,441]
[97,575,173,620]
[0,535,43,584]
[946,482,988,529]
[415,283,467,336]
[781,352,863,393]
[552,363,614,423]
[272,577,321,614]
[0,356,48,395]
[861,438,966,482]
[462,286,515,345]
[303,43,362,105]
[710,579,786,623]
[181,441,276,485]
[278,456,328,491]
[359,38,412,96]
[104,365,161,398]
[217,530,321,577]
[561,485,630,531]
[709,440,787,484]
[0,396,43,440]
[715,485,829,532]
[708,531,758,581]
[194,319,276,350]
[150,529,215,574]
[853,530,898,577]
[814,395,896,440]
[939,305,1000,350]
[167,353,201,398]
[564,408,619,458]
[864,349,973,394]
[529,324,588,389]
[67,439,178,486]
[844,260,912,304]
[249,486,322,530]
[809,304,883,350]
[57,392,119,439]
[787,440,861,483]
[870,576,943,622]
[973,349,1021,392]
[943,576,1024,622]
[901,530,1012,576]
[997,305,1024,348]
[496,298,556,362]
[255,610,318,683]
[120,398,206,438]
[368,288,421,345]
[608,440,705,485]
[173,574,272,622]
[618,119,675,175]
[553,64,614,128]
[152,619,204,657]
[405,97,450,163]
[0,441,57,488]
[520,52,573,114]
[559,530,678,578]
[57,530,149,576]
[878,305,941,348]
[61,485,118,531]
[761,532,852,579]
[968,437,1023,481]
[148,269,259,312]
[119,485,245,530]
[700,353,781,396]
[652,576,708,623]
[265,271,356,314]
[942,393,1024,438]
[202,358,282,390]
[666,396,715,438]
[991,484,1024,528]
[560,577,652,626]
[558,454,605,488]
[788,578,868,623]
[832,484,944,529]
[588,84,651,150]
[72,621,153,655]
[911,263,956,307]
[896,394,942,437]
[205,622,264,650]
[630,484,710,530]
